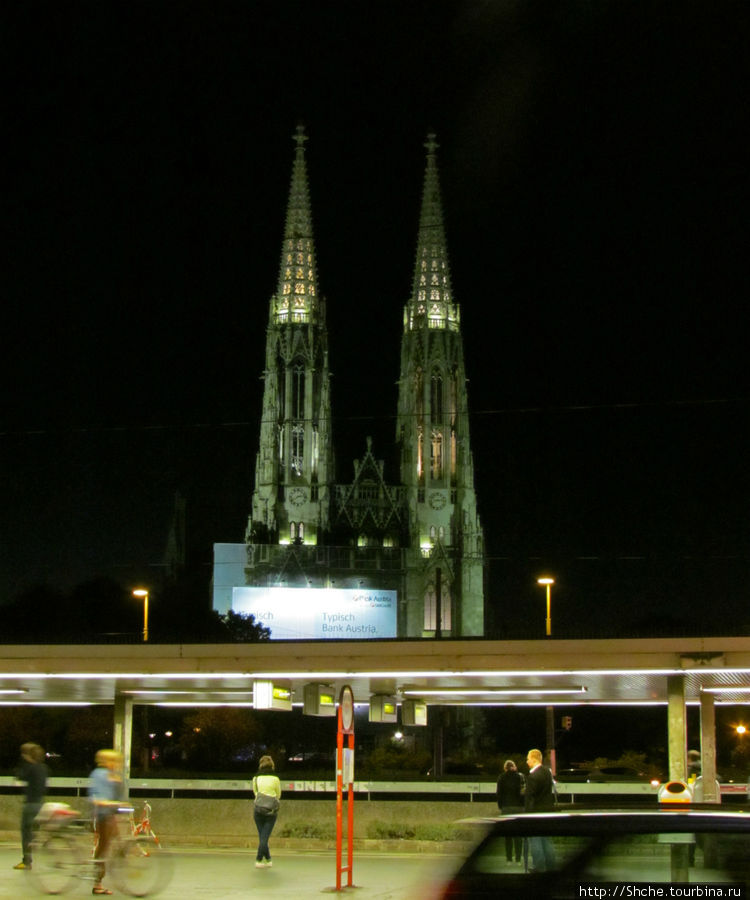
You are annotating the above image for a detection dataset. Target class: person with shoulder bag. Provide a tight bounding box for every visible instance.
[252,755,281,868]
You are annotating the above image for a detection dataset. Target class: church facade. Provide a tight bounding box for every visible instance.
[213,128,485,637]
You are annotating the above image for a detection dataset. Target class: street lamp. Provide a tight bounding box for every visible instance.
[133,588,149,642]
[537,577,554,637]
[537,576,556,773]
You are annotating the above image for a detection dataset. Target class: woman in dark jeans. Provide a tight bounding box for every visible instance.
[252,755,282,868]
[496,759,525,862]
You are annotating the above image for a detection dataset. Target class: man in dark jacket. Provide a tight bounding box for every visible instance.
[14,743,48,870]
[525,748,556,871]
[497,760,525,862]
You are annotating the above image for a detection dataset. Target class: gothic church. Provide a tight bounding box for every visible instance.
[213,128,485,637]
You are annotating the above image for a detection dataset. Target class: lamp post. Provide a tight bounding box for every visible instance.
[537,576,554,637]
[133,588,149,642]
[537,576,556,774]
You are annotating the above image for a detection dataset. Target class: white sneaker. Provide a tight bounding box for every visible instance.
[266,861,273,868]
[255,861,265,868]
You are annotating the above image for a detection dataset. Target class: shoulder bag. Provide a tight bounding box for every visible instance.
[254,792,280,816]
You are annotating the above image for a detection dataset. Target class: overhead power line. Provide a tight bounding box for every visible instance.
[2,396,746,439]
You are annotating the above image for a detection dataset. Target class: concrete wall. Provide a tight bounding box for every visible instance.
[0,795,488,848]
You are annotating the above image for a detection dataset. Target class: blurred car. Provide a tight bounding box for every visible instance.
[432,810,750,898]
[424,761,486,779]
[285,752,334,777]
[554,767,592,782]
[556,765,652,783]
[585,765,652,782]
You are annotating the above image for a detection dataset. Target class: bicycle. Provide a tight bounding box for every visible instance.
[130,800,160,845]
[29,801,173,897]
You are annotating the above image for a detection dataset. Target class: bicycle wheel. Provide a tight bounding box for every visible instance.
[110,836,173,897]
[28,833,78,895]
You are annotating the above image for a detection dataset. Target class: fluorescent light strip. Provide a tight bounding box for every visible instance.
[454,700,668,707]
[0,689,28,695]
[403,687,588,697]
[156,702,256,708]
[122,690,254,696]
[701,686,750,694]
[220,668,750,678]
[0,701,94,707]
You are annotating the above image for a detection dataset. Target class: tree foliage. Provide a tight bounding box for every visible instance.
[178,708,262,771]
[220,610,271,642]
[2,578,271,643]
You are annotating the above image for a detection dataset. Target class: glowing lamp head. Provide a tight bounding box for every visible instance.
[537,577,554,586]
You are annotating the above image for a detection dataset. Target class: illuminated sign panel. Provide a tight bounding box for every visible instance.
[402,699,428,726]
[253,680,293,711]
[369,694,398,723]
[304,683,336,716]
[232,587,397,640]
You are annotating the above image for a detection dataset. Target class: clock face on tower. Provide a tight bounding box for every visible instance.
[289,487,307,507]
[428,491,447,510]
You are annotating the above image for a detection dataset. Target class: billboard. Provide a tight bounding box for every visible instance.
[232,586,397,640]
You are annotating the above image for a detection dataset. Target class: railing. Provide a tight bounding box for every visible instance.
[2,776,746,803]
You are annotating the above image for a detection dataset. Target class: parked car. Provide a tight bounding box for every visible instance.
[556,765,653,783]
[425,762,485,778]
[555,767,592,782]
[586,765,653,782]
[430,810,750,898]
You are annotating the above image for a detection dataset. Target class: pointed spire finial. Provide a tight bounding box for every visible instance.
[407,133,458,331]
[272,125,320,322]
[294,123,308,151]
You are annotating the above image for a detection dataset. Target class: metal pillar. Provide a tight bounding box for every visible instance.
[113,692,134,798]
[667,675,687,782]
[700,691,719,802]
[546,706,556,775]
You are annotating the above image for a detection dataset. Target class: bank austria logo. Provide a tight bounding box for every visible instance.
[353,593,393,608]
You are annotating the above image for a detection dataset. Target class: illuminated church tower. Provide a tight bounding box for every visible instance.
[396,135,485,636]
[214,130,484,637]
[245,126,334,548]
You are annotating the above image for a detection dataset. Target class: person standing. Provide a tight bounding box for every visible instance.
[89,749,124,896]
[13,742,48,870]
[687,749,702,783]
[252,755,281,868]
[496,759,524,862]
[525,748,556,872]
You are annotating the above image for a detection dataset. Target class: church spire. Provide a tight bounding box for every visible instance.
[406,134,460,332]
[272,124,320,325]
[246,126,334,547]
[396,133,484,637]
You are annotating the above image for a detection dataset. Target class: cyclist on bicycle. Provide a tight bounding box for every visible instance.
[89,749,124,896]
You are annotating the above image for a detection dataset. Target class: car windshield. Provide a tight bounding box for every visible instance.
[465,820,750,887]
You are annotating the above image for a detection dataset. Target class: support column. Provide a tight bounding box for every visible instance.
[700,691,719,803]
[113,692,134,799]
[667,675,687,782]
[546,706,556,775]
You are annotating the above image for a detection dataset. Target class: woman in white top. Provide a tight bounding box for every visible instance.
[252,755,282,868]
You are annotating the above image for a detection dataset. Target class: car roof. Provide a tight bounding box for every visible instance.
[461,809,750,835]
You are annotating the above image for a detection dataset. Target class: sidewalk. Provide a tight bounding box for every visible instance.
[0,843,461,899]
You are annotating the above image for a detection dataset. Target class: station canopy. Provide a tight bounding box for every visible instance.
[2,637,750,708]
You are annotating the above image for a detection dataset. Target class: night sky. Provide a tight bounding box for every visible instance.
[3,0,749,637]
